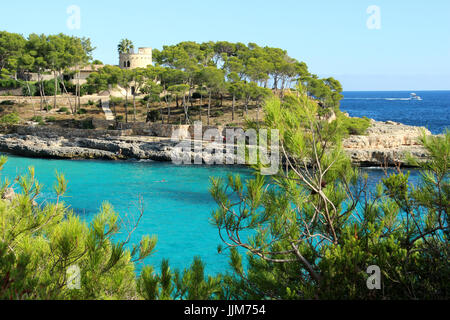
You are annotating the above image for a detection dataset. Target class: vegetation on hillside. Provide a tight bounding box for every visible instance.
[1,32,350,130]
[0,31,93,114]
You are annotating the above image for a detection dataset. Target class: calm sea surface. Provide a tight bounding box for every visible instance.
[341,91,449,134]
[1,91,447,275]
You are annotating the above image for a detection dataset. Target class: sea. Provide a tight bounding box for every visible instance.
[341,91,449,135]
[1,91,449,275]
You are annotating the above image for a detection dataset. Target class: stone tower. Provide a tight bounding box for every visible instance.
[119,47,153,69]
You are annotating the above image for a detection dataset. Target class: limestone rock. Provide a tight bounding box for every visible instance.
[0,120,436,167]
[343,120,431,166]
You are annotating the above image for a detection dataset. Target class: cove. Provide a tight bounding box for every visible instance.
[0,154,253,275]
[0,154,422,276]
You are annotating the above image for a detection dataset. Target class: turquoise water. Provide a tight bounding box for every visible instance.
[0,155,252,275]
[1,90,445,276]
[1,154,425,276]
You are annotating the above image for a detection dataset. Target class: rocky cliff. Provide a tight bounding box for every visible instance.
[343,120,431,166]
[0,120,433,167]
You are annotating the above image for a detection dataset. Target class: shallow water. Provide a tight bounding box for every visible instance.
[1,155,253,275]
[1,154,425,275]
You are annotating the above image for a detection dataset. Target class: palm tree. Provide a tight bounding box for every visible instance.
[118,39,134,55]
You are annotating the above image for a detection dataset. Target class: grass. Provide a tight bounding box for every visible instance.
[45,116,57,123]
[0,112,21,124]
[340,114,371,135]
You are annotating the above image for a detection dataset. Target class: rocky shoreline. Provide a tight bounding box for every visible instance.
[343,120,431,166]
[0,120,433,167]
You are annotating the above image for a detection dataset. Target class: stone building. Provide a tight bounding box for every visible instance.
[119,47,153,70]
[27,64,104,85]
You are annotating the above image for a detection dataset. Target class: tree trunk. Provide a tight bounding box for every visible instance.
[245,95,249,115]
[77,70,81,113]
[256,99,260,124]
[232,93,236,121]
[208,91,211,126]
[199,104,202,122]
[53,71,58,110]
[38,72,44,111]
[125,93,128,123]
[133,93,136,122]
[183,94,189,124]
[59,75,74,114]
[74,75,78,115]
[25,78,36,117]
[168,98,171,124]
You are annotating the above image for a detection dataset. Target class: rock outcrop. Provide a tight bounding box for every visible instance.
[0,120,434,167]
[343,120,431,166]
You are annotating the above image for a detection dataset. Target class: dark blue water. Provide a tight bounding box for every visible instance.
[341,91,450,135]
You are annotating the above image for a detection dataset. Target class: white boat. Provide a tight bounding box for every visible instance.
[410,93,422,101]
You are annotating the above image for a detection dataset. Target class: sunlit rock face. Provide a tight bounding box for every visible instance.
[343,120,432,166]
[0,120,436,167]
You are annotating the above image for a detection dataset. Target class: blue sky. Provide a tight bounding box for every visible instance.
[1,0,449,91]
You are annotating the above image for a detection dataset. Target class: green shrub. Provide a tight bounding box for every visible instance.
[79,84,91,96]
[146,110,160,123]
[44,105,53,112]
[21,82,37,96]
[209,92,450,300]
[77,108,88,115]
[40,80,61,97]
[0,158,222,300]
[45,116,57,122]
[0,79,21,89]
[212,111,224,118]
[340,115,371,135]
[0,112,20,124]
[0,161,157,300]
[31,116,43,123]
[58,107,69,113]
